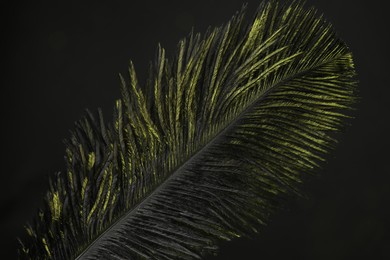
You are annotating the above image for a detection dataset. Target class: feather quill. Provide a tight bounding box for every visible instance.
[18,1,357,259]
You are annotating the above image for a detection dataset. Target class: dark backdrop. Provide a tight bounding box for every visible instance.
[1,0,389,259]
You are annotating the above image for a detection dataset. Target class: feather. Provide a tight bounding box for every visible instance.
[18,1,357,259]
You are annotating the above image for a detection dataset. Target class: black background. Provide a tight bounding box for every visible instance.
[1,0,389,259]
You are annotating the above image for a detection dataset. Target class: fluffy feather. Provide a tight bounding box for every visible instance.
[18,1,357,259]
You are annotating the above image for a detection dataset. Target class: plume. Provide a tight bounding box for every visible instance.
[18,1,357,259]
